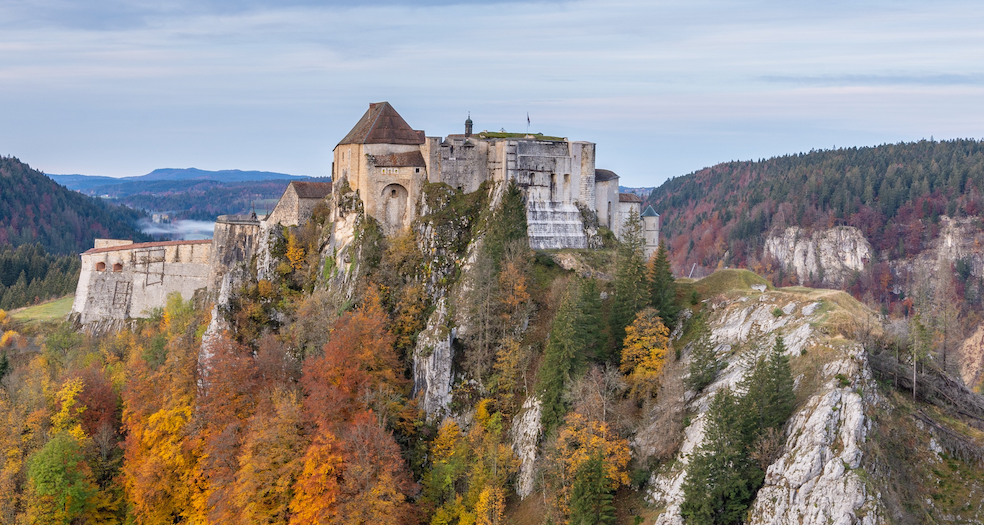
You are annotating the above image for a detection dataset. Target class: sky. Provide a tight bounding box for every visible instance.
[0,0,982,188]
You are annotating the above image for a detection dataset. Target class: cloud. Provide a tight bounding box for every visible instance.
[139,219,215,240]
[759,74,984,87]
[0,0,982,186]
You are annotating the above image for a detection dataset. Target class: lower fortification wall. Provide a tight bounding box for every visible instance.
[72,240,212,325]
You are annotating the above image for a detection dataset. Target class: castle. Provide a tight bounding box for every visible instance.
[333,102,658,251]
[71,102,659,325]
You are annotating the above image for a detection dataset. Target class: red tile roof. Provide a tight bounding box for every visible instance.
[338,102,425,146]
[289,181,333,199]
[83,239,212,255]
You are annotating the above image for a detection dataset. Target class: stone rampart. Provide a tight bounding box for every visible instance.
[72,239,212,325]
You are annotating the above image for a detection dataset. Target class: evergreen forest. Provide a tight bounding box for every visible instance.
[649,139,984,274]
[0,156,148,254]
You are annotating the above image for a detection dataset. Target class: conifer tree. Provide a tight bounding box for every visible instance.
[680,336,796,524]
[569,451,616,525]
[685,314,720,393]
[648,240,678,327]
[680,388,755,525]
[538,280,589,433]
[576,278,605,360]
[611,212,649,356]
[741,336,796,434]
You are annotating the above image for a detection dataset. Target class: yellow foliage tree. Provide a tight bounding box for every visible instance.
[474,485,505,525]
[51,377,87,441]
[1,329,18,348]
[286,232,307,271]
[546,412,631,519]
[289,432,343,525]
[620,307,670,399]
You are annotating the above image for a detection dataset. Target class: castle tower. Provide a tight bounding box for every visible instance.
[465,113,473,137]
[641,205,660,260]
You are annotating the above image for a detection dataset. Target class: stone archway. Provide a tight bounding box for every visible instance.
[381,183,409,233]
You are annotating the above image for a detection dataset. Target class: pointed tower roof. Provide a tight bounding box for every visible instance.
[641,205,659,217]
[338,102,425,146]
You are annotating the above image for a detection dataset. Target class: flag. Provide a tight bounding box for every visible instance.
[527,113,530,126]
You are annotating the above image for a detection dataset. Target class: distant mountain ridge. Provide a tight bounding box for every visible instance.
[51,167,309,192]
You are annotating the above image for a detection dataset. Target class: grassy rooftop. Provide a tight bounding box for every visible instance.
[477,131,566,141]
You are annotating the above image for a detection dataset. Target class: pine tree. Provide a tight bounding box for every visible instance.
[680,336,796,524]
[538,280,589,433]
[741,336,796,433]
[611,212,649,356]
[680,388,756,525]
[648,240,678,327]
[569,451,616,525]
[576,278,605,360]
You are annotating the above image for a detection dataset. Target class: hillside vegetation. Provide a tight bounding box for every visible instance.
[648,139,984,275]
[0,156,148,254]
[1,179,982,524]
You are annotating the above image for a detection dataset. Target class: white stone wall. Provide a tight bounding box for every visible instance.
[72,241,212,325]
[595,179,619,229]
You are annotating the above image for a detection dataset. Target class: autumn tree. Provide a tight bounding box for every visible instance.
[235,388,305,524]
[544,412,630,522]
[620,307,670,400]
[422,402,517,525]
[301,288,407,432]
[121,295,202,524]
[289,432,343,524]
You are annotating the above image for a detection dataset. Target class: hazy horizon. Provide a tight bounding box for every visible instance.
[1,0,981,187]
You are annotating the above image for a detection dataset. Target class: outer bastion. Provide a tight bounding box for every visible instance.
[71,239,212,325]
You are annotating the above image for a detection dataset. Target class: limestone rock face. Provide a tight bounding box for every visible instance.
[649,293,884,525]
[510,396,543,499]
[747,348,883,525]
[764,226,871,286]
[412,298,455,418]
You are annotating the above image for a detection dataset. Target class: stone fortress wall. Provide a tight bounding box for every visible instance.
[71,239,212,324]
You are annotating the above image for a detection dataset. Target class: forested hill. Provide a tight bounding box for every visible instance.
[646,139,984,274]
[0,156,149,254]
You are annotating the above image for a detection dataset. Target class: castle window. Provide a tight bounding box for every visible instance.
[415,168,420,173]
[113,263,123,272]
[96,262,106,271]
[391,189,397,197]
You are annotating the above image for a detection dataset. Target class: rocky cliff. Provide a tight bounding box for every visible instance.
[764,226,871,287]
[643,272,984,524]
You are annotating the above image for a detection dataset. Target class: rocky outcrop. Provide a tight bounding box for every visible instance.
[412,298,455,418]
[748,347,883,524]
[765,226,871,286]
[510,395,543,499]
[650,292,885,525]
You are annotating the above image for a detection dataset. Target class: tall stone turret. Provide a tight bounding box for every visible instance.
[641,205,660,259]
